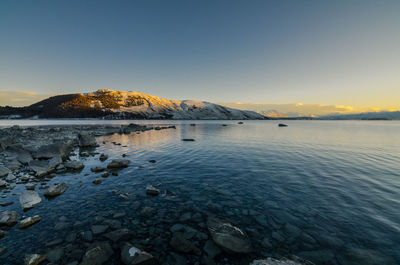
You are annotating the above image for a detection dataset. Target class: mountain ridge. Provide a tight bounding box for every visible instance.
[0,89,266,120]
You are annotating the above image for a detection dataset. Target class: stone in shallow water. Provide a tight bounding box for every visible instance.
[24,254,46,265]
[64,160,84,170]
[93,178,102,185]
[80,242,113,265]
[19,215,41,229]
[91,225,109,235]
[0,166,11,177]
[99,153,108,161]
[107,159,130,168]
[91,166,106,173]
[146,184,160,196]
[0,180,6,187]
[120,242,156,265]
[25,183,36,190]
[203,240,221,259]
[207,217,251,254]
[19,191,42,211]
[44,182,68,197]
[78,133,97,147]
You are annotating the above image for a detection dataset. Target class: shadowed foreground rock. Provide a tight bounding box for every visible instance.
[207,217,251,254]
[121,242,156,265]
[80,242,113,265]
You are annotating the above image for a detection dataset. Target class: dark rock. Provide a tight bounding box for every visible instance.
[93,178,102,185]
[170,232,197,253]
[104,228,133,242]
[46,247,64,263]
[64,160,84,171]
[80,242,113,265]
[107,159,130,169]
[207,217,251,254]
[146,184,160,196]
[78,133,97,147]
[91,166,106,172]
[182,139,195,142]
[278,123,288,127]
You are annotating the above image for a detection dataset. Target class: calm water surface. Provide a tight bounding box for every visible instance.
[0,120,399,265]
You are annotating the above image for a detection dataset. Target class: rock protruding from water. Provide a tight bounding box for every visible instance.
[278,123,288,127]
[44,183,68,197]
[80,242,113,265]
[78,133,97,147]
[207,217,251,254]
[64,160,84,171]
[19,191,42,211]
[146,184,160,196]
[19,215,41,229]
[24,254,46,265]
[0,210,18,226]
[0,166,11,177]
[121,242,156,265]
[107,159,130,169]
[250,257,314,265]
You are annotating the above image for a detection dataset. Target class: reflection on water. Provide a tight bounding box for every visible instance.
[0,120,399,264]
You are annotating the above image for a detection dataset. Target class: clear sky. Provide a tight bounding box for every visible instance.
[1,0,399,109]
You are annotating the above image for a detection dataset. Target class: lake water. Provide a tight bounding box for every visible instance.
[0,120,399,265]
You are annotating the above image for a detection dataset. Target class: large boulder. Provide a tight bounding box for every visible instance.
[19,191,42,211]
[120,242,156,265]
[78,133,97,147]
[207,217,251,254]
[0,210,18,226]
[44,183,68,197]
[80,242,113,265]
[107,159,130,169]
[0,166,10,177]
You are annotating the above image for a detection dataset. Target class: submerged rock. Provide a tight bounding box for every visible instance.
[80,242,113,265]
[207,217,251,254]
[44,183,68,197]
[19,191,42,211]
[0,210,18,226]
[104,228,133,242]
[146,184,160,196]
[19,215,41,229]
[107,159,130,169]
[170,232,197,253]
[24,254,46,265]
[120,242,156,265]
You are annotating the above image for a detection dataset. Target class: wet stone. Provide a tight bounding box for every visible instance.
[170,232,197,253]
[91,224,109,235]
[0,210,18,226]
[24,254,46,265]
[120,242,156,265]
[46,247,64,263]
[19,215,41,229]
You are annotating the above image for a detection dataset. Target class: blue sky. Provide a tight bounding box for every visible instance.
[1,0,399,109]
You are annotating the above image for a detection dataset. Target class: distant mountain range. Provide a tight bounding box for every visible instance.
[321,111,400,120]
[0,89,266,120]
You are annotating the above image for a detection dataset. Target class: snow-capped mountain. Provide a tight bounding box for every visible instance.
[0,89,266,120]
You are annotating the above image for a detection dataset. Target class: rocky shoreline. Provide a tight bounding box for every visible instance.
[0,124,314,265]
